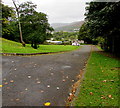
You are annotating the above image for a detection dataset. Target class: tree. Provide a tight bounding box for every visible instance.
[82,1,120,55]
[18,1,53,49]
[78,23,93,44]
[2,1,53,48]
[12,0,25,47]
[52,31,78,41]
[1,3,16,40]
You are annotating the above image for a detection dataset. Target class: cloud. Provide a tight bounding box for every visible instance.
[3,0,89,23]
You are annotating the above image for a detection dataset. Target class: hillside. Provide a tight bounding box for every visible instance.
[51,21,84,32]
[51,23,69,28]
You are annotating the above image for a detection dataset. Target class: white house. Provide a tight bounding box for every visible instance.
[72,41,80,46]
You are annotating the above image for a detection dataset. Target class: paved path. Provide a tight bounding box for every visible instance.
[2,45,91,106]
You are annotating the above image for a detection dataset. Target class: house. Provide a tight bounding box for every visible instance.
[72,41,80,46]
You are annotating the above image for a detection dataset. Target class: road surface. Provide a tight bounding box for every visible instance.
[2,45,91,106]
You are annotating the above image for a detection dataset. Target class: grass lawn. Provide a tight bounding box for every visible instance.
[73,51,119,106]
[1,38,81,53]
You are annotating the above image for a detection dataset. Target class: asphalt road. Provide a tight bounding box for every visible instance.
[2,45,91,106]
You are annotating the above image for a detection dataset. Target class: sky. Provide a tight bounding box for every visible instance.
[3,0,92,24]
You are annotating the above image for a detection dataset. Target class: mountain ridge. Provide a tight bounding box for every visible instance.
[51,21,84,32]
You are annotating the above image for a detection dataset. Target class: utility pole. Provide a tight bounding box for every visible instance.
[12,0,25,47]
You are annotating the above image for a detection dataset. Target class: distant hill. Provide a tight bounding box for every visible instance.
[51,21,84,32]
[51,23,70,28]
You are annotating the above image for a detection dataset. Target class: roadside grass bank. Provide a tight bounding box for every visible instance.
[73,51,120,106]
[1,38,81,53]
[97,45,103,50]
[96,45,120,60]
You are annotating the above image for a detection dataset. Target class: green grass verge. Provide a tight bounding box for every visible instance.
[97,45,103,50]
[73,52,119,106]
[1,38,81,53]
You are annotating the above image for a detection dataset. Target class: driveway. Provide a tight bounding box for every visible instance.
[2,45,91,106]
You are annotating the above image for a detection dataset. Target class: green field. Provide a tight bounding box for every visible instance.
[1,38,80,53]
[73,52,119,106]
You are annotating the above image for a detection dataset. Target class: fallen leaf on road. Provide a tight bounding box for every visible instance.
[44,102,51,106]
[77,75,81,79]
[12,61,14,63]
[50,73,54,75]
[25,88,28,91]
[16,98,20,101]
[62,79,66,82]
[6,87,10,89]
[57,87,59,90]
[69,93,72,96]
[28,76,31,79]
[14,69,17,71]
[10,80,14,83]
[68,93,75,101]
[40,90,44,93]
[4,82,8,85]
[47,85,50,88]
[66,76,69,79]
[36,78,39,81]
[37,81,41,84]
[3,78,6,81]
[72,80,74,82]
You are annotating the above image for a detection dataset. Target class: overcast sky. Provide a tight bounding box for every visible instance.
[3,0,92,24]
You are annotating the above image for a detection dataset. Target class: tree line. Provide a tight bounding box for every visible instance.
[78,1,120,56]
[52,31,78,41]
[1,1,54,49]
